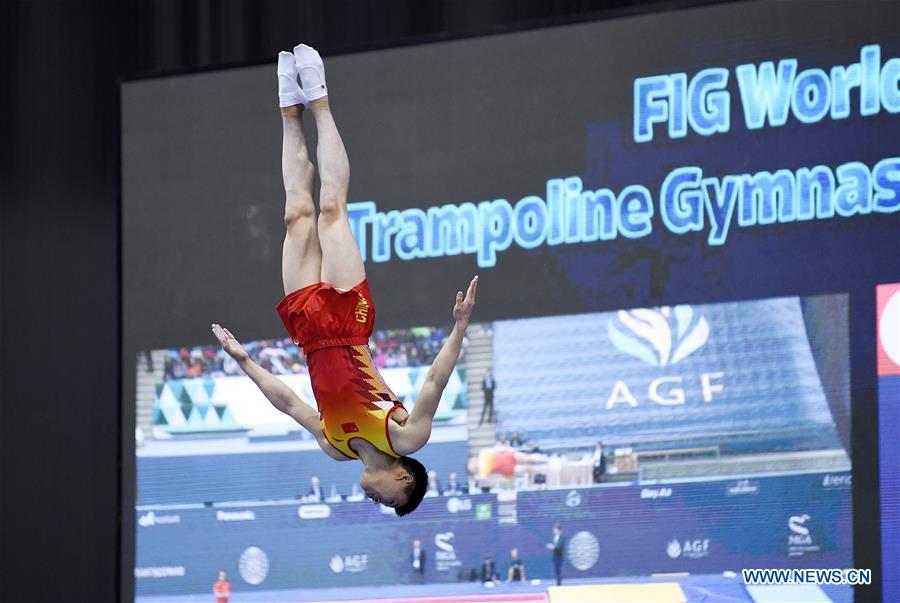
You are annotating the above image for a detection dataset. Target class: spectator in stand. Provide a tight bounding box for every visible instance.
[545,524,565,586]
[213,570,232,603]
[186,360,203,377]
[411,539,426,582]
[304,476,322,502]
[258,354,274,373]
[425,470,442,497]
[592,441,607,483]
[444,472,467,495]
[223,353,240,376]
[509,431,522,447]
[506,548,526,583]
[169,350,187,379]
[261,342,291,374]
[479,371,496,425]
[480,555,500,583]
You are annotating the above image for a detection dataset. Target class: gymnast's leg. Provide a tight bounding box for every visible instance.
[277,52,322,296]
[294,44,365,291]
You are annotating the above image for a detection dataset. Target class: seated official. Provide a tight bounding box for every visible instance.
[506,548,526,583]
[443,471,468,495]
[302,475,322,502]
[480,555,499,583]
[425,469,442,497]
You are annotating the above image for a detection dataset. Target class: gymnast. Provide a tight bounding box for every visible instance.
[212,43,477,516]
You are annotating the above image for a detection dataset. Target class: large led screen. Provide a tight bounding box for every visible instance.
[123,2,898,601]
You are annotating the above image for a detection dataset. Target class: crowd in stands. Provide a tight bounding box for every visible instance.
[161,326,449,380]
[369,326,446,369]
[163,339,305,380]
[424,470,469,497]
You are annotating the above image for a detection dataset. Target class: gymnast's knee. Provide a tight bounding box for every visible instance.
[318,186,348,220]
[284,196,315,229]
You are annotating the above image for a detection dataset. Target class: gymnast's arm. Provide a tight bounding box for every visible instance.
[211,323,349,461]
[394,276,477,454]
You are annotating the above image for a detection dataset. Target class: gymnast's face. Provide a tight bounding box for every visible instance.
[360,467,412,508]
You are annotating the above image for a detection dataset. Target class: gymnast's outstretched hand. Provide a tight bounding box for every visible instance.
[452,275,478,329]
[211,323,249,363]
[393,276,479,454]
[212,322,328,440]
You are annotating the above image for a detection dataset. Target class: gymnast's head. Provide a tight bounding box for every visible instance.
[360,455,428,516]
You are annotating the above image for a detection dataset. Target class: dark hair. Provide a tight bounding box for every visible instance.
[394,456,428,517]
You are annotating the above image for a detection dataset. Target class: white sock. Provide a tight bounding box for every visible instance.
[293,43,328,101]
[277,51,306,108]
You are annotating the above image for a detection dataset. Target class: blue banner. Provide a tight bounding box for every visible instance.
[135,471,851,597]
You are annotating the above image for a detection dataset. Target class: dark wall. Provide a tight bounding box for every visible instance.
[2,2,715,601]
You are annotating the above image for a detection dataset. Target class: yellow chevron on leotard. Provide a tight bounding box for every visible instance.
[314,345,404,460]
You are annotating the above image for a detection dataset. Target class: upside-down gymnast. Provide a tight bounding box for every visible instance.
[212,43,477,516]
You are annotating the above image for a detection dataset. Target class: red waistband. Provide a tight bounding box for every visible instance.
[303,336,370,355]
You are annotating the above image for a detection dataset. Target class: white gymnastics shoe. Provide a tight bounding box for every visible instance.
[277,51,306,107]
[293,43,328,101]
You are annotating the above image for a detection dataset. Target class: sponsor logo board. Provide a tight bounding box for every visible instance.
[609,306,709,367]
[217,510,256,522]
[330,554,368,574]
[239,546,269,585]
[134,566,185,579]
[725,479,760,496]
[446,497,472,514]
[641,487,672,499]
[822,474,852,489]
[666,538,710,559]
[137,511,181,527]
[298,504,332,520]
[434,532,462,572]
[787,514,821,556]
[606,306,725,409]
[568,531,600,571]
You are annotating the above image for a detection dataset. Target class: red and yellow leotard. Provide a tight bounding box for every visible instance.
[276,279,405,459]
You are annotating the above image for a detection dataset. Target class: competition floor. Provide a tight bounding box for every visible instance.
[136,574,853,603]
